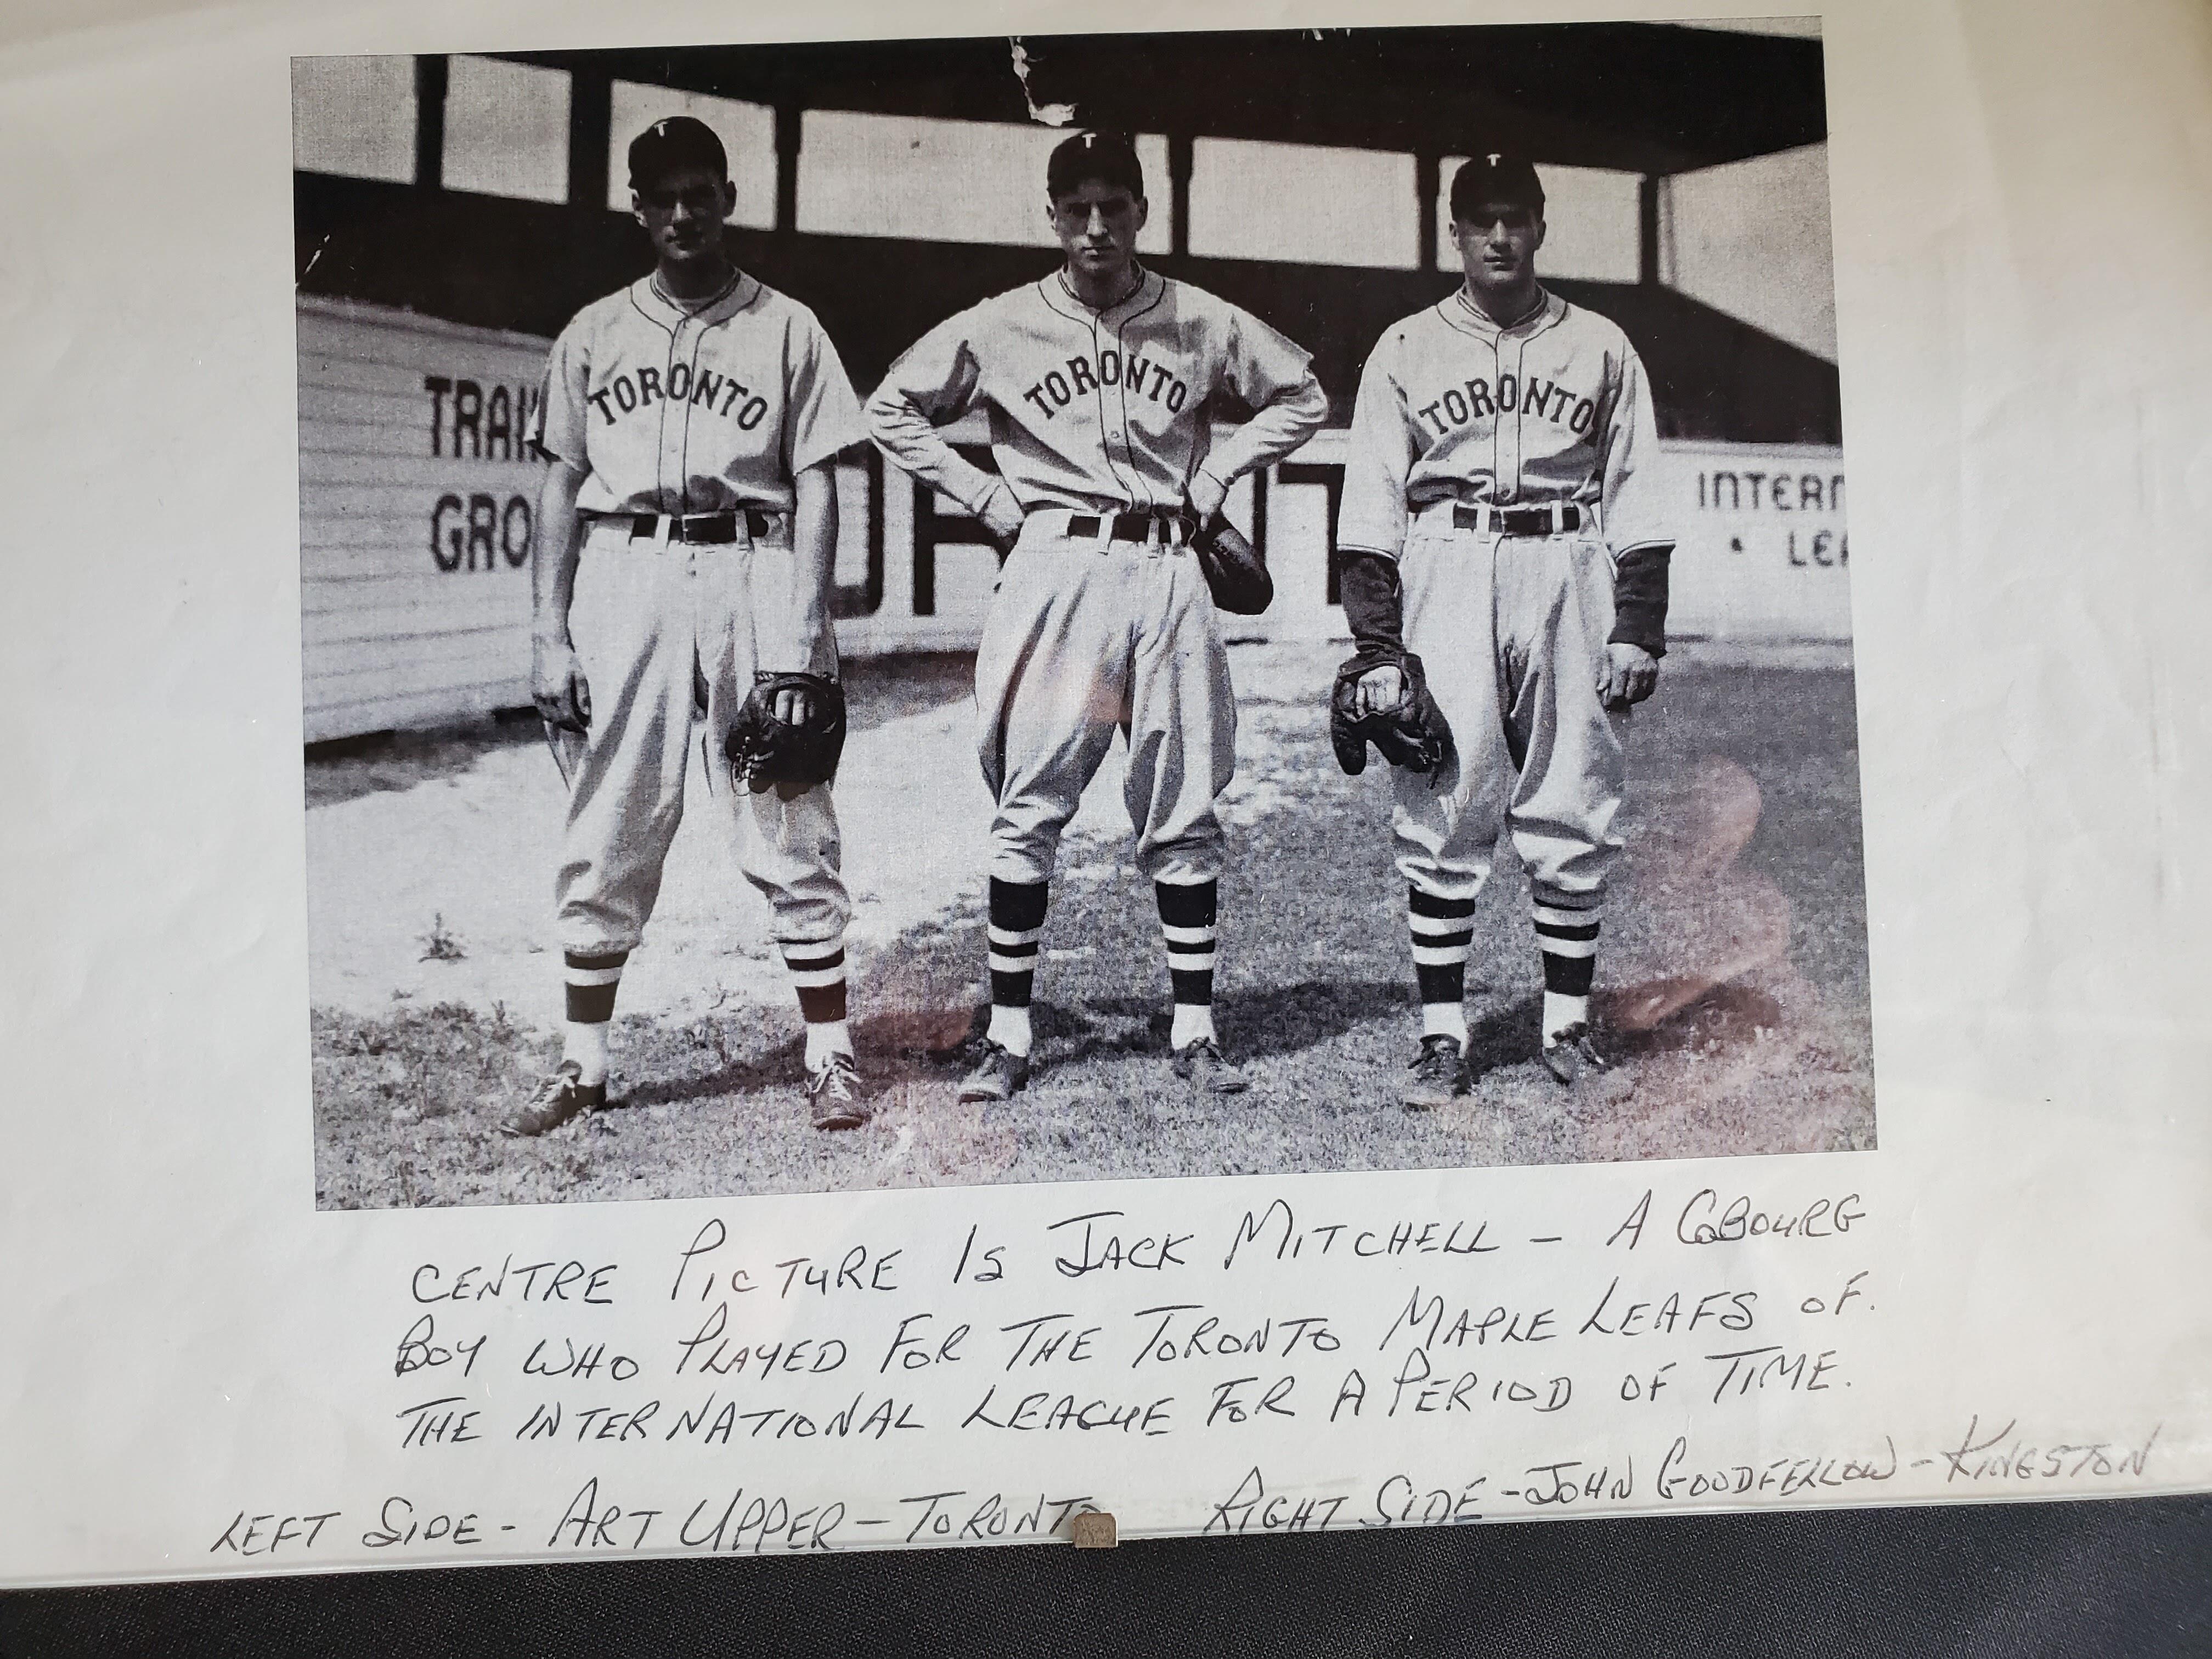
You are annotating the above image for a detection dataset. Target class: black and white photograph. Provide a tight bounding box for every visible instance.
[295,20,1871,1209]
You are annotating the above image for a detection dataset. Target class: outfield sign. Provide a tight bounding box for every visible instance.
[1661,440,1850,646]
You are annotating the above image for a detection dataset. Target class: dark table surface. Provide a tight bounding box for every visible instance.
[4,1492,2208,1657]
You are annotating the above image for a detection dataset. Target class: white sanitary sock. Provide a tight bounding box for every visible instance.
[988,1005,1034,1058]
[1421,1003,1470,1046]
[1170,1004,1218,1051]
[562,1021,610,1086]
[804,1019,854,1071]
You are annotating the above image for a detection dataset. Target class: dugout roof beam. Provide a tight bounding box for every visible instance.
[500,23,1826,179]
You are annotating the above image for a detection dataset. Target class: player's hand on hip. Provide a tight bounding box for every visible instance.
[1599,642,1658,710]
[532,636,591,730]
[1355,664,1406,718]
[979,486,1026,550]
[772,683,813,727]
[1184,470,1228,526]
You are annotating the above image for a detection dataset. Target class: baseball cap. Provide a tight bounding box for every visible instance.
[1047,131,1144,201]
[1450,151,1546,218]
[628,116,728,190]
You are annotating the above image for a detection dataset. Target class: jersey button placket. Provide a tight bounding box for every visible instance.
[1109,319,1133,502]
[667,319,691,515]
[1497,332,1523,505]
[682,346,704,737]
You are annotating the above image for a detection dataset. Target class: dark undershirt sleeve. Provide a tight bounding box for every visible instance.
[1337,549,1407,657]
[1608,542,1673,658]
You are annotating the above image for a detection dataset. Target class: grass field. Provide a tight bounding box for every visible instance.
[311,647,1874,1209]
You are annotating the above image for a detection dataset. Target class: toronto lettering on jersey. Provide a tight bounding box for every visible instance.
[421,376,543,461]
[1414,374,1598,438]
[585,364,772,432]
[1022,349,1190,420]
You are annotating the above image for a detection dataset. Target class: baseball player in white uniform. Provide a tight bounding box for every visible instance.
[866,132,1330,1103]
[508,116,870,1137]
[1338,153,1673,1108]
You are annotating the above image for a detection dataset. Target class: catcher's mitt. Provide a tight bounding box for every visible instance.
[1330,650,1454,777]
[1188,512,1274,616]
[725,671,847,795]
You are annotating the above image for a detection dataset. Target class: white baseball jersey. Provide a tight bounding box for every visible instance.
[535,272,865,515]
[865,267,1330,517]
[1339,286,1667,558]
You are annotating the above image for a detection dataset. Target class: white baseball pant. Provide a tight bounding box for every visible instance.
[1391,514,1627,909]
[557,517,850,958]
[973,514,1236,888]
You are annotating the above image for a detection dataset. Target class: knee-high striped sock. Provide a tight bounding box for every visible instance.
[986,878,1048,1057]
[780,936,851,1068]
[562,949,627,1085]
[1408,888,1476,1045]
[1156,879,1219,1050]
[1532,889,1601,1040]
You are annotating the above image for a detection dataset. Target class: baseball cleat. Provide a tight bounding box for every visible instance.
[1171,1038,1250,1096]
[1542,1023,1611,1086]
[806,1051,870,1131]
[958,1040,1031,1104]
[1401,1034,1470,1109]
[500,1062,606,1137]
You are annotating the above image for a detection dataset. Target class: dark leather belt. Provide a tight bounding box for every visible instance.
[611,509,778,544]
[1452,502,1583,536]
[1065,510,1183,543]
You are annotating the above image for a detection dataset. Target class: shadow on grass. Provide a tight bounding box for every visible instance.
[896,979,1421,1071]
[606,974,1797,1112]
[1465,991,1547,1082]
[610,1001,989,1110]
[613,1042,808,1110]
[1138,980,1418,1064]
[609,975,1437,1110]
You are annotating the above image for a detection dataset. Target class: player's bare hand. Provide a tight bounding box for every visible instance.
[532,636,591,730]
[1598,642,1658,710]
[979,488,1026,549]
[772,684,813,726]
[1355,664,1406,718]
[1184,470,1228,526]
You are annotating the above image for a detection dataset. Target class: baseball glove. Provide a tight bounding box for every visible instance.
[725,671,847,795]
[1330,650,1454,777]
[1188,512,1274,616]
